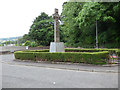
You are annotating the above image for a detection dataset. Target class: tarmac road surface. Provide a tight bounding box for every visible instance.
[1,54,119,88]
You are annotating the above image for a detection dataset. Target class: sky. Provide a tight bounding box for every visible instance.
[0,0,67,38]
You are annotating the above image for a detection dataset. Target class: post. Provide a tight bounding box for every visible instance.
[96,20,98,48]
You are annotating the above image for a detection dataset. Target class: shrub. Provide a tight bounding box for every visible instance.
[30,42,38,47]
[14,51,35,60]
[19,43,22,46]
[117,50,120,57]
[24,40,31,46]
[65,48,118,52]
[14,50,110,65]
[23,49,49,52]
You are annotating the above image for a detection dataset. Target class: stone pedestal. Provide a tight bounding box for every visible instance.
[50,9,65,53]
[50,42,65,52]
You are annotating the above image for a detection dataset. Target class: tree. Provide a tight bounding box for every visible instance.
[61,2,84,47]
[77,2,120,47]
[29,12,54,46]
[61,2,120,48]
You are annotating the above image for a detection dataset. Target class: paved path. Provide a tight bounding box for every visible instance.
[0,46,26,55]
[1,54,119,88]
[0,46,26,52]
[1,54,118,73]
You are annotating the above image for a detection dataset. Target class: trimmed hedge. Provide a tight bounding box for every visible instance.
[117,50,120,57]
[23,48,118,52]
[14,49,111,65]
[65,48,118,52]
[14,52,36,60]
[23,49,49,52]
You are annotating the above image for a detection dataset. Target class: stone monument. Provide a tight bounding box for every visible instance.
[50,8,65,52]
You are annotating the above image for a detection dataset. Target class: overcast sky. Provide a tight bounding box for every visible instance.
[0,0,67,38]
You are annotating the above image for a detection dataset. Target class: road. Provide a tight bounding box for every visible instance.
[1,54,119,88]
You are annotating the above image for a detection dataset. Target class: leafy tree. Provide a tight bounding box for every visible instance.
[29,12,54,46]
[22,34,31,41]
[24,2,120,48]
[61,2,120,48]
[15,34,31,45]
[77,2,120,47]
[61,2,84,47]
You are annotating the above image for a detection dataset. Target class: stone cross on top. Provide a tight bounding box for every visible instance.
[53,8,60,42]
[49,8,65,52]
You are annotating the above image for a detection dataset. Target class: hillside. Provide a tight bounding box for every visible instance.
[0,36,22,43]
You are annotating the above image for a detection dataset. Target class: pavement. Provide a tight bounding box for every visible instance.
[1,54,119,88]
[0,46,27,55]
[0,46,49,55]
[1,54,119,73]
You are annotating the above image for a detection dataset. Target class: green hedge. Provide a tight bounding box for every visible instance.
[14,52,36,60]
[14,50,110,65]
[23,49,49,52]
[65,48,118,52]
[117,50,120,57]
[23,48,118,52]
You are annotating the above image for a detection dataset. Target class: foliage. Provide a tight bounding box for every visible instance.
[65,48,118,52]
[23,48,118,52]
[19,43,22,46]
[117,50,120,57]
[17,34,32,44]
[24,40,31,46]
[24,49,49,52]
[30,42,38,47]
[61,2,120,48]
[61,2,84,47]
[21,2,120,48]
[14,50,110,65]
[77,2,120,47]
[24,40,38,47]
[28,12,54,46]
[14,52,35,60]
[2,41,16,45]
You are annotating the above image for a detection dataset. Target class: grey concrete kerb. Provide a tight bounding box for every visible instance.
[1,54,118,73]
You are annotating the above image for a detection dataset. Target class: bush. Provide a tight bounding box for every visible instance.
[117,50,120,57]
[24,40,31,46]
[23,48,118,52]
[23,49,49,52]
[14,51,35,60]
[19,43,22,46]
[65,48,118,52]
[14,49,111,65]
[30,42,38,47]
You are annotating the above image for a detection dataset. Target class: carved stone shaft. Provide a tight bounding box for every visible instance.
[50,8,65,52]
[53,8,60,42]
[54,19,59,42]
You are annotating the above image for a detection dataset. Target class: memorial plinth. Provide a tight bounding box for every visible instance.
[50,42,65,52]
[50,8,65,52]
